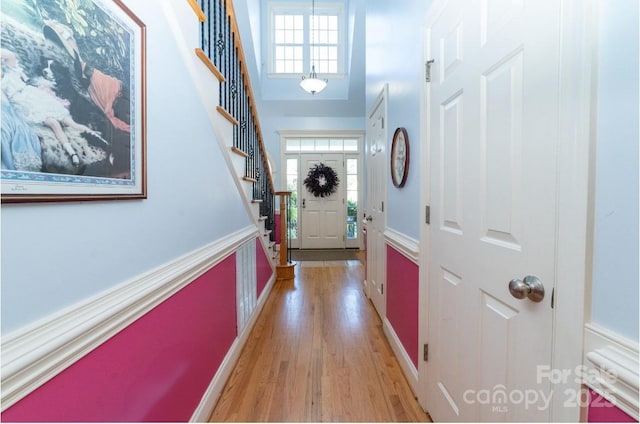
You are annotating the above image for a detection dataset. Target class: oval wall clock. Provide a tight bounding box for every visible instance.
[390,127,410,188]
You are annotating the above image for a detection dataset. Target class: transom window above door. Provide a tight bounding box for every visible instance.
[285,138,358,152]
[268,2,344,76]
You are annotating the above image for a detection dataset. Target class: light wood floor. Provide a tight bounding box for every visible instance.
[209,258,431,422]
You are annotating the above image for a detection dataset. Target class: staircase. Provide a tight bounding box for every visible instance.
[230,146,277,260]
[189,0,289,270]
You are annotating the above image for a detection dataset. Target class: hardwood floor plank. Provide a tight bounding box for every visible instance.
[209,260,431,422]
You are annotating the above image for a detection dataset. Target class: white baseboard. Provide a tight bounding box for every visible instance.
[583,323,639,420]
[190,273,276,422]
[383,318,419,396]
[0,226,258,412]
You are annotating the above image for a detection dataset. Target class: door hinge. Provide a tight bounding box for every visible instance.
[425,205,431,224]
[551,287,555,309]
[381,201,384,212]
[381,283,384,295]
[423,344,429,361]
[425,59,435,83]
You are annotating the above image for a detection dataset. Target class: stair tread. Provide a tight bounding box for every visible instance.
[231,146,248,158]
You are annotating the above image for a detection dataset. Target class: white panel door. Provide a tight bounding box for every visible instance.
[299,154,345,249]
[366,92,387,319]
[426,0,561,421]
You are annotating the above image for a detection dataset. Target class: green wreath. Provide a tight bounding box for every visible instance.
[304,163,340,197]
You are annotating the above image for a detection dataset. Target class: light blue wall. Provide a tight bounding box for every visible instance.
[235,0,367,190]
[365,0,432,240]
[260,115,365,190]
[1,1,251,334]
[590,0,639,342]
[256,0,360,103]
[232,0,262,82]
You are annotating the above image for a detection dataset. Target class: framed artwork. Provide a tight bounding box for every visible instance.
[1,0,146,202]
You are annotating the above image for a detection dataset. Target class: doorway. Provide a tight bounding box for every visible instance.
[299,153,344,249]
[280,131,364,250]
[419,0,593,421]
[365,86,388,319]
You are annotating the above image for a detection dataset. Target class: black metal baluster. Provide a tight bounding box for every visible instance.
[198,1,275,237]
[270,192,275,241]
[222,0,227,112]
[248,117,252,193]
[199,0,207,57]
[203,0,209,61]
[258,157,264,210]
[225,4,229,111]
[233,43,239,148]
[242,81,248,154]
[253,120,259,200]
[216,0,224,107]
[224,13,233,113]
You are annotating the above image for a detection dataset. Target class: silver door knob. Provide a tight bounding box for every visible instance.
[508,276,545,302]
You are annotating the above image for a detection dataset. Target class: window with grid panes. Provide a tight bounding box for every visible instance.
[286,158,299,239]
[310,14,338,73]
[270,3,342,75]
[273,14,304,73]
[346,158,358,239]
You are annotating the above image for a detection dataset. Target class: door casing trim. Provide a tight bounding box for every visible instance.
[278,130,365,250]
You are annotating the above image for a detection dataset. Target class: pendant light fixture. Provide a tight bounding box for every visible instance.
[300,0,327,94]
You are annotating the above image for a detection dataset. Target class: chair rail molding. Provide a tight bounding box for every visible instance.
[583,323,639,420]
[384,228,419,264]
[1,225,258,411]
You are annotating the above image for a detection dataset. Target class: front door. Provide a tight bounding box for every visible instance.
[366,89,387,319]
[299,153,345,249]
[426,0,561,421]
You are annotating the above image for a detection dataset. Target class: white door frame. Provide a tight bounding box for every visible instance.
[418,0,596,421]
[365,85,389,317]
[417,22,431,411]
[278,130,365,250]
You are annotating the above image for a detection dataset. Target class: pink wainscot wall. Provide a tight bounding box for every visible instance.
[2,254,238,423]
[274,212,281,245]
[386,245,419,369]
[256,237,273,297]
[588,389,637,422]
